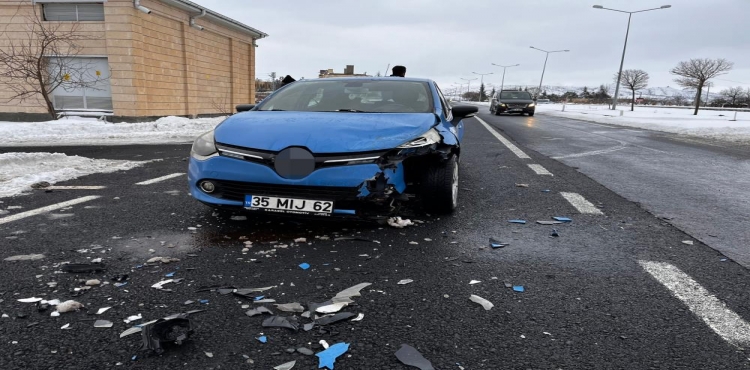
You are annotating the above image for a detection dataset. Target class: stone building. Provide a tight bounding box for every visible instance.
[0,0,267,121]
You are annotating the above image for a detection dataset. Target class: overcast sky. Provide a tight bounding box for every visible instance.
[192,0,749,93]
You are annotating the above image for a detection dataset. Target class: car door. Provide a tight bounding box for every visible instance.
[434,83,464,142]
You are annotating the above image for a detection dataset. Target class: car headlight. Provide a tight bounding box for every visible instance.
[500,103,507,107]
[191,130,218,160]
[397,128,441,148]
[528,102,536,107]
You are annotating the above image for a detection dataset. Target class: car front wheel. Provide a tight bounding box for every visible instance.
[422,155,458,213]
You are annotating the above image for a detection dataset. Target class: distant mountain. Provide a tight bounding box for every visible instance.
[496,85,708,101]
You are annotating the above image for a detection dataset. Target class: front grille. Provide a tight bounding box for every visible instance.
[210,179,360,202]
[508,103,527,108]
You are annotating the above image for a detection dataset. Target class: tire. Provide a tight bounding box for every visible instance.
[528,112,535,116]
[422,155,459,213]
[493,106,501,116]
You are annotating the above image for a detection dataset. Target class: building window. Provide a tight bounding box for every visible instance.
[43,3,105,22]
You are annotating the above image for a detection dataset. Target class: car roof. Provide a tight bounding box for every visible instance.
[299,77,435,84]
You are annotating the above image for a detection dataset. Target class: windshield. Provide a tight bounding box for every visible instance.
[256,80,433,113]
[500,91,533,100]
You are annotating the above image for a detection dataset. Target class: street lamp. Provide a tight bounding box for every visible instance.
[453,82,464,101]
[491,63,519,92]
[472,72,493,101]
[530,46,569,98]
[460,77,477,101]
[593,4,671,110]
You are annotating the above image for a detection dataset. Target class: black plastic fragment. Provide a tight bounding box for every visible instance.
[316,312,356,326]
[111,274,129,282]
[141,314,193,354]
[262,316,299,331]
[551,229,560,237]
[333,236,375,243]
[395,344,435,370]
[62,263,105,273]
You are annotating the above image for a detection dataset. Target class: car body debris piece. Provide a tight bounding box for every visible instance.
[61,323,71,330]
[351,313,365,322]
[299,263,311,270]
[469,295,494,311]
[120,326,146,338]
[56,300,83,313]
[395,344,436,370]
[86,279,101,286]
[317,312,356,326]
[508,220,527,224]
[297,347,314,356]
[18,297,43,303]
[246,307,273,317]
[274,303,304,313]
[316,302,349,314]
[333,283,372,301]
[398,279,414,285]
[262,316,299,331]
[536,220,563,225]
[141,314,193,354]
[316,342,350,369]
[96,307,111,315]
[489,238,508,249]
[274,360,296,370]
[515,183,529,188]
[255,299,276,304]
[233,286,277,298]
[257,335,268,343]
[513,286,525,292]
[303,323,315,331]
[387,217,414,228]
[94,320,113,328]
[551,229,560,237]
[553,217,572,222]
[62,263,105,273]
[124,314,143,323]
[146,257,180,264]
[682,240,694,245]
[294,237,307,243]
[469,280,481,285]
[4,254,45,261]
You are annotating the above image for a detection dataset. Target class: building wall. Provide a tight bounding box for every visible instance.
[0,0,259,120]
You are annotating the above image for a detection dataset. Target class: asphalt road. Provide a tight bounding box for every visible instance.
[1,117,750,369]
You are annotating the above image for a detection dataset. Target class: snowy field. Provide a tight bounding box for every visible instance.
[467,101,750,143]
[0,115,225,147]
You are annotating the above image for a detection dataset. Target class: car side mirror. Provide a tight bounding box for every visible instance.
[450,104,478,124]
[236,104,255,113]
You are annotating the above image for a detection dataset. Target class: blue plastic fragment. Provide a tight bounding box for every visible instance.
[199,299,209,304]
[299,263,311,270]
[257,336,268,343]
[131,355,137,361]
[114,282,128,288]
[135,265,143,269]
[316,342,350,369]
[513,286,525,292]
[165,272,175,277]
[541,189,551,193]
[254,295,265,301]
[508,220,527,224]
[553,217,572,222]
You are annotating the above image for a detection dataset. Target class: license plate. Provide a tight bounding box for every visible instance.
[510,108,522,112]
[244,195,333,216]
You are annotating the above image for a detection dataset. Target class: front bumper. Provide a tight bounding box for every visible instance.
[496,104,535,114]
[188,156,407,216]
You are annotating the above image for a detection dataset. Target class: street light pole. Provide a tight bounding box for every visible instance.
[530,47,569,97]
[491,63,519,92]
[460,77,477,101]
[472,72,493,101]
[453,82,463,101]
[593,5,672,110]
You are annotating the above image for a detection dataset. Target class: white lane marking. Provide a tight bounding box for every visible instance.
[474,116,531,159]
[560,192,604,215]
[639,260,750,348]
[43,186,107,190]
[135,173,185,185]
[0,196,101,226]
[528,164,554,176]
[552,145,628,159]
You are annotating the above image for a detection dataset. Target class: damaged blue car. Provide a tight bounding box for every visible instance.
[188,77,477,218]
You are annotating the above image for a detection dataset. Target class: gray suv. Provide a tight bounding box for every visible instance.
[490,90,536,116]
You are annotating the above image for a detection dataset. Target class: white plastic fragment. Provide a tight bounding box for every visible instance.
[397,279,414,285]
[146,257,180,264]
[333,283,372,300]
[96,307,111,315]
[91,258,102,263]
[124,314,142,323]
[470,295,494,311]
[316,302,349,314]
[61,323,70,330]
[408,241,419,245]
[352,313,365,322]
[18,297,43,303]
[119,327,142,338]
[274,303,304,313]
[86,279,101,286]
[469,280,481,285]
[205,352,213,358]
[4,254,45,261]
[274,360,296,370]
[319,340,330,349]
[387,217,414,228]
[151,279,174,289]
[94,320,113,328]
[294,238,307,243]
[56,300,83,313]
[50,311,60,317]
[682,240,694,245]
[42,299,60,306]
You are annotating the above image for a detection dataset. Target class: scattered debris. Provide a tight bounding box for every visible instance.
[254,299,276,304]
[294,238,307,243]
[152,279,180,291]
[536,220,562,225]
[333,283,372,300]
[233,286,277,298]
[62,263,105,273]
[246,307,273,317]
[387,217,414,228]
[262,316,299,331]
[515,183,529,188]
[297,347,314,356]
[551,229,560,237]
[112,274,129,282]
[352,313,365,322]
[231,215,247,221]
[86,279,101,286]
[513,286,525,292]
[274,303,304,313]
[4,254,45,261]
[489,238,508,249]
[61,323,71,330]
[398,279,414,285]
[96,307,111,315]
[508,220,527,224]
[316,302,350,314]
[469,280,481,285]
[18,297,43,303]
[146,257,180,264]
[408,241,419,245]
[94,320,113,328]
[553,217,572,222]
[299,263,310,270]
[682,240,694,245]
[274,360,296,370]
[204,352,213,358]
[317,312,356,326]
[319,340,330,349]
[469,295,494,311]
[124,314,142,324]
[141,314,193,354]
[316,342,350,370]
[56,300,84,313]
[395,344,435,370]
[257,336,268,343]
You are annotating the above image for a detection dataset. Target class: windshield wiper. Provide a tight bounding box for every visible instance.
[332,109,371,113]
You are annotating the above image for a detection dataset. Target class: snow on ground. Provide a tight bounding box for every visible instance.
[0,115,226,147]
[463,101,750,143]
[0,152,148,198]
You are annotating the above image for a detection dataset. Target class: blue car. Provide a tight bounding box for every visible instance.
[188,77,478,218]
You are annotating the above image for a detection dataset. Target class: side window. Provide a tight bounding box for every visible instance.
[434,83,452,120]
[43,3,105,22]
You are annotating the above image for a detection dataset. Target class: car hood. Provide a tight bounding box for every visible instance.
[214,111,438,153]
[498,99,535,104]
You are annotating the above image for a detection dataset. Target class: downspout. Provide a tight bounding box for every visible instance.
[133,0,152,14]
[189,9,206,30]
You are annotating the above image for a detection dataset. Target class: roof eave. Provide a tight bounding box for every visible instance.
[156,0,268,39]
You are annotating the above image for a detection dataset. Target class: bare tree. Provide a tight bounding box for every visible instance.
[670,58,733,115]
[0,8,105,119]
[720,86,744,105]
[614,69,649,111]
